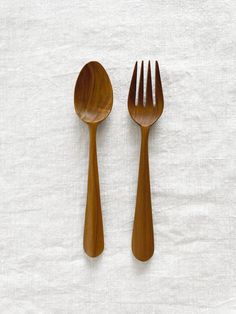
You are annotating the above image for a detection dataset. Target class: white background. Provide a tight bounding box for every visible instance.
[0,0,236,313]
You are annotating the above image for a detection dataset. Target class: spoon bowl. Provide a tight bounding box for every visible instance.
[74,61,113,124]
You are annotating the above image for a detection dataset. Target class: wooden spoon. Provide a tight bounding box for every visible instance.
[74,61,113,257]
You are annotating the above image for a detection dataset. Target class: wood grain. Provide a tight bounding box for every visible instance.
[132,126,154,261]
[74,61,113,257]
[128,61,164,261]
[83,123,104,257]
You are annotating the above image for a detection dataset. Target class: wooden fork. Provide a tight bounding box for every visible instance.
[128,61,164,261]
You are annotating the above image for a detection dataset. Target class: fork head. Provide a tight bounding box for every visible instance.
[128,61,164,127]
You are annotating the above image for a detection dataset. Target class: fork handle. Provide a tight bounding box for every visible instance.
[132,126,154,261]
[83,123,104,257]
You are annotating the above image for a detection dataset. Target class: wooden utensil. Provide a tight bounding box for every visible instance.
[128,61,164,261]
[74,61,113,257]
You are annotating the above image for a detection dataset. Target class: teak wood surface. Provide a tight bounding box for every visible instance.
[74,61,113,257]
[128,61,164,261]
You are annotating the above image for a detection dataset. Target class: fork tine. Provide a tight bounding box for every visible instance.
[128,62,138,105]
[146,61,153,106]
[155,61,164,111]
[138,61,144,106]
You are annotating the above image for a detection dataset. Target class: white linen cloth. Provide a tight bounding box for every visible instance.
[0,0,235,313]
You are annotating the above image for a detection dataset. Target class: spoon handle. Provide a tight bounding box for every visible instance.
[83,124,104,257]
[132,126,154,261]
